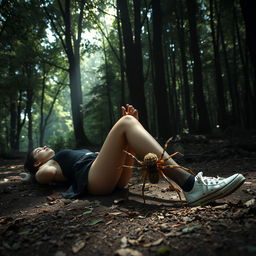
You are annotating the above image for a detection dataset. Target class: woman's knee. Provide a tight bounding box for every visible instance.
[118,115,139,129]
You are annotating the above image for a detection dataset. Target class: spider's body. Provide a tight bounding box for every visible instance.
[144,153,160,184]
[123,138,194,203]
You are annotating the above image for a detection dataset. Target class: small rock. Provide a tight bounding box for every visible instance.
[114,248,143,256]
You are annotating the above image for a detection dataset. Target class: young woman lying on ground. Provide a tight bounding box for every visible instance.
[23,104,245,206]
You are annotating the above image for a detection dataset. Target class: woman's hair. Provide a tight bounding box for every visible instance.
[24,149,39,175]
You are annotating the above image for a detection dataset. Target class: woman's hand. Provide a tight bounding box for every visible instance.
[121,104,139,120]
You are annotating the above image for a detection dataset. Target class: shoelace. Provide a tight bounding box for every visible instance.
[196,172,223,185]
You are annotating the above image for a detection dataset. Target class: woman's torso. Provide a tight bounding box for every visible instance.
[47,149,94,181]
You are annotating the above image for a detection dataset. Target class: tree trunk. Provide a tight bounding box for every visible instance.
[39,73,65,146]
[27,89,34,151]
[69,56,88,147]
[116,7,126,107]
[39,66,46,146]
[239,0,256,128]
[16,90,26,150]
[219,12,239,126]
[186,0,211,133]
[168,42,180,135]
[234,3,254,128]
[10,95,18,151]
[164,32,176,135]
[240,0,256,82]
[175,0,194,132]
[103,38,114,126]
[209,0,227,129]
[152,0,171,139]
[63,0,90,147]
[145,7,157,135]
[117,0,148,129]
[232,9,244,127]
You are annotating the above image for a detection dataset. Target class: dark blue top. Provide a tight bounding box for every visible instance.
[51,149,94,180]
[50,149,98,199]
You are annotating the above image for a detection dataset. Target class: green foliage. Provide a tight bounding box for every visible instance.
[47,130,76,152]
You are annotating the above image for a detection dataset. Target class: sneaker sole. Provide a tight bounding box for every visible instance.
[188,174,245,207]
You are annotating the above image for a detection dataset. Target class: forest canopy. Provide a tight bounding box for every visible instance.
[0,0,255,153]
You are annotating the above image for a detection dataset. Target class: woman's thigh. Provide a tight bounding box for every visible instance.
[87,116,135,195]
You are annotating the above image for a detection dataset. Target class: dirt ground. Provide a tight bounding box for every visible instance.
[1,138,256,256]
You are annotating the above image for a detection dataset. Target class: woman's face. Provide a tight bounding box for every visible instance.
[33,146,55,165]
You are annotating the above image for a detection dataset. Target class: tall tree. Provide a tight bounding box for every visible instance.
[174,0,194,132]
[0,0,47,151]
[209,0,227,129]
[116,0,148,128]
[39,67,67,146]
[186,0,211,132]
[239,0,256,128]
[42,0,91,147]
[151,0,171,138]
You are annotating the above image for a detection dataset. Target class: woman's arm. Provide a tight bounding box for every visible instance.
[35,165,57,184]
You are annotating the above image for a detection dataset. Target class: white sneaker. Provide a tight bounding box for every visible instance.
[184,172,245,206]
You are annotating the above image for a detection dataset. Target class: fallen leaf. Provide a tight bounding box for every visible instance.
[143,238,164,247]
[119,209,139,216]
[83,210,93,215]
[164,231,183,237]
[213,204,229,209]
[171,222,186,228]
[128,235,144,245]
[72,240,85,254]
[106,212,122,217]
[121,236,128,248]
[182,225,202,233]
[47,195,58,201]
[244,198,255,207]
[157,247,172,255]
[105,220,113,225]
[88,219,104,226]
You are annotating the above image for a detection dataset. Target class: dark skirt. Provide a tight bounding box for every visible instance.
[61,152,98,199]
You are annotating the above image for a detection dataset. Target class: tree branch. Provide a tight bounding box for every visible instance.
[41,0,68,55]
[89,10,124,68]
[40,57,69,72]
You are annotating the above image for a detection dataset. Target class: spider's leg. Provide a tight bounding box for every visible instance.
[161,164,195,175]
[162,152,184,163]
[141,172,148,204]
[128,172,143,188]
[123,150,144,165]
[158,169,182,201]
[122,165,144,170]
[159,137,173,160]
[122,166,145,188]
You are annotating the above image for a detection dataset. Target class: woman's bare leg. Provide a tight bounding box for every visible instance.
[87,115,191,195]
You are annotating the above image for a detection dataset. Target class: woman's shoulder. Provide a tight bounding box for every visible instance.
[35,162,58,184]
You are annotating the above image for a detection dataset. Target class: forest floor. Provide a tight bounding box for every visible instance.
[1,136,256,256]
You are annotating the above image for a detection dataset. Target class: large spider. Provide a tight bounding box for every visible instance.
[122,138,194,203]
